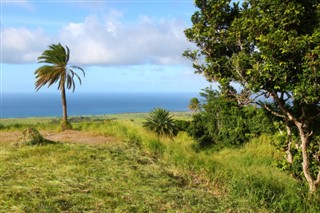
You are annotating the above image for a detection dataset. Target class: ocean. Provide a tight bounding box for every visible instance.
[0,92,198,118]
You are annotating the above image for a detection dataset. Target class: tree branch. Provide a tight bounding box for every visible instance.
[270,92,297,123]
[256,101,286,119]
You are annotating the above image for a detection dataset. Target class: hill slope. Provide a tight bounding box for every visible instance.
[1,116,319,212]
[0,127,220,212]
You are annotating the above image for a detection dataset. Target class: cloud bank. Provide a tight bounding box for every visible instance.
[2,27,51,64]
[2,12,192,66]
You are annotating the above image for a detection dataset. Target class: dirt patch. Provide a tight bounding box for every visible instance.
[0,130,118,145]
[0,131,21,143]
[45,130,118,145]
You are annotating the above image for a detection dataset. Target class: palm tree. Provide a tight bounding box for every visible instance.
[188,97,201,113]
[143,108,178,139]
[35,43,85,130]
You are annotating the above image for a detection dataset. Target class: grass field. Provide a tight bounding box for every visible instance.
[0,142,221,212]
[1,113,319,212]
[0,112,192,126]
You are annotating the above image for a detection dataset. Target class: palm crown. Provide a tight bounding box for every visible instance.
[35,43,85,92]
[188,97,201,113]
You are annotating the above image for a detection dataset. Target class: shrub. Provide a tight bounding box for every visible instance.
[174,120,191,132]
[187,88,275,148]
[143,108,178,139]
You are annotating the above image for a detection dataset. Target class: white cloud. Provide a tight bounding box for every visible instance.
[2,12,192,66]
[58,14,191,66]
[2,27,52,63]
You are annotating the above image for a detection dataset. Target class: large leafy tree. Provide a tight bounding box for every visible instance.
[184,0,320,193]
[35,43,85,130]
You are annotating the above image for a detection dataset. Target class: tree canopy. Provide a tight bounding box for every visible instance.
[184,0,320,193]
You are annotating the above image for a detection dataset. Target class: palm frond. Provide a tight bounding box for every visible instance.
[65,45,70,64]
[70,70,82,85]
[71,65,85,77]
[35,43,85,92]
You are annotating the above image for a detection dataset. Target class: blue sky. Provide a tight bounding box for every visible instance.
[1,0,213,93]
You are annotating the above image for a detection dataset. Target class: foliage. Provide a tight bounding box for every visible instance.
[143,108,178,139]
[35,43,84,92]
[188,97,201,112]
[184,0,320,192]
[35,43,85,130]
[273,127,320,182]
[174,120,191,132]
[187,88,275,148]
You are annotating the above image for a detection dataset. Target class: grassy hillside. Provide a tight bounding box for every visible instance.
[0,114,319,212]
[0,141,221,212]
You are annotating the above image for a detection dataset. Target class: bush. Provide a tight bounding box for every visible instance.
[174,120,191,132]
[187,88,276,148]
[143,108,178,139]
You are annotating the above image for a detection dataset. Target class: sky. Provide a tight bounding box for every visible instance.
[1,0,213,93]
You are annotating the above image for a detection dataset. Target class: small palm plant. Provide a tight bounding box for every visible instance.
[188,97,201,113]
[35,43,85,130]
[143,108,178,140]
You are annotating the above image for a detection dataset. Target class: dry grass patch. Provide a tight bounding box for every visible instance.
[0,131,21,143]
[44,130,119,145]
[0,129,119,145]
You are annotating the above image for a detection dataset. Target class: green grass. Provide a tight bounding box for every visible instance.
[0,112,193,127]
[0,117,57,126]
[0,140,220,212]
[208,136,309,212]
[1,115,320,212]
[70,121,320,212]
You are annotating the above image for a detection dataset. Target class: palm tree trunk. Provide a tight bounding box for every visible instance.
[61,86,69,130]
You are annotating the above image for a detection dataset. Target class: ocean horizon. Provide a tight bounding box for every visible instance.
[0,92,198,119]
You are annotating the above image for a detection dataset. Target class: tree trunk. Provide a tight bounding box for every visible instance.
[61,86,69,130]
[269,92,320,193]
[285,123,293,164]
[296,122,318,193]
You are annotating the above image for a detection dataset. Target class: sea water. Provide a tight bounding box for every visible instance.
[0,92,198,118]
